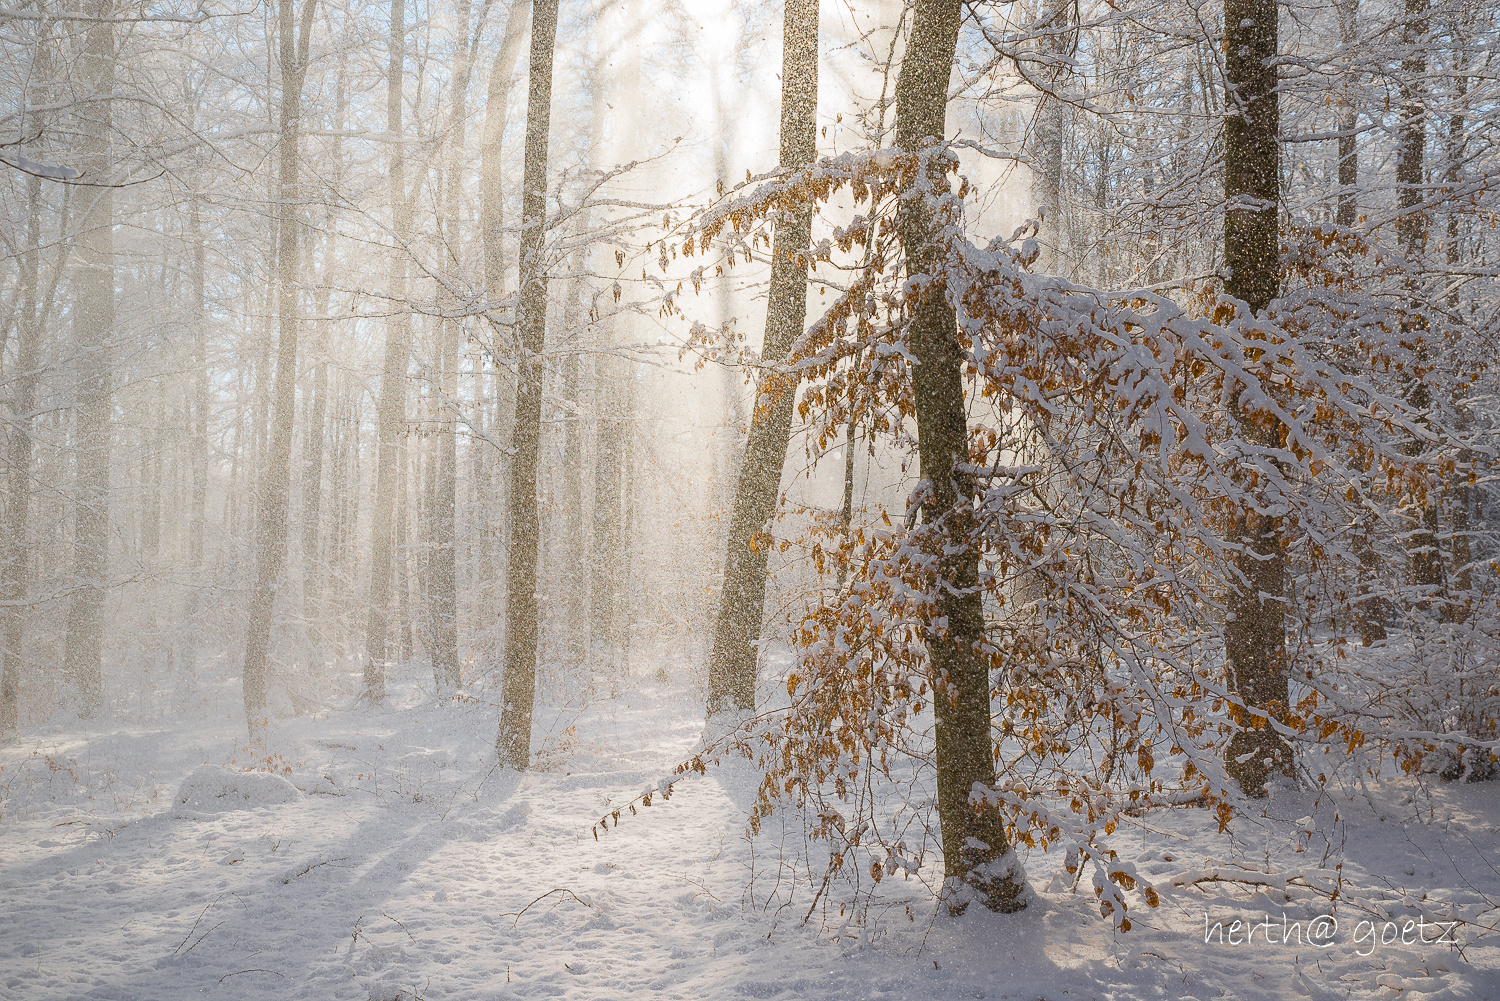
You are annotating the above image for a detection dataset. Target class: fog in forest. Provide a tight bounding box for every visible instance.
[2,0,1499,998]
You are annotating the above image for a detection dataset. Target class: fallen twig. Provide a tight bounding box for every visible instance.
[281,856,350,883]
[500,888,593,928]
[173,892,243,955]
[383,910,416,943]
[218,969,285,984]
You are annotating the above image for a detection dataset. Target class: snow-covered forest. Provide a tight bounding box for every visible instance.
[2,0,1499,997]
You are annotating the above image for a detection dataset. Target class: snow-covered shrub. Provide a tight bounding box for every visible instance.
[649,145,1498,929]
[174,764,301,817]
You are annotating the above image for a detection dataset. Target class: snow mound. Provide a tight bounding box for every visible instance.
[173,765,302,817]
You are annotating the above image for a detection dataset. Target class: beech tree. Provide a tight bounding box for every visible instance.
[241,0,317,729]
[497,0,562,770]
[1220,0,1291,794]
[893,0,1030,915]
[707,0,819,715]
[362,0,409,706]
[61,0,116,719]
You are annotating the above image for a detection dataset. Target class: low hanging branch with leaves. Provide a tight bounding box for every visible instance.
[633,143,1491,929]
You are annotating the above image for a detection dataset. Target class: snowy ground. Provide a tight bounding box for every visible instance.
[2,665,1498,1001]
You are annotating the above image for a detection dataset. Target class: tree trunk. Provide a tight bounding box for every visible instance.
[430,0,476,692]
[591,375,628,668]
[1222,0,1292,795]
[241,0,317,729]
[1330,0,1386,645]
[479,0,530,653]
[2,170,43,738]
[179,190,210,686]
[1396,0,1441,608]
[496,0,561,770]
[482,2,531,308]
[590,0,642,674]
[1444,9,1473,615]
[63,3,117,719]
[559,349,582,668]
[1334,0,1359,229]
[301,53,346,669]
[363,0,410,703]
[706,0,819,714]
[397,444,415,664]
[896,0,1028,914]
[1031,0,1070,272]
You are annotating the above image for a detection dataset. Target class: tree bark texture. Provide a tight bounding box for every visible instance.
[1222,0,1292,795]
[896,0,1028,914]
[706,0,819,714]
[1397,0,1442,606]
[497,0,561,770]
[1334,0,1358,229]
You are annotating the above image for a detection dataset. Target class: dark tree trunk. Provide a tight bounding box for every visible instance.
[1330,0,1386,643]
[497,0,561,770]
[896,0,1029,914]
[706,0,819,714]
[1396,0,1441,608]
[1222,0,1292,794]
[1334,0,1359,229]
[1444,10,1473,616]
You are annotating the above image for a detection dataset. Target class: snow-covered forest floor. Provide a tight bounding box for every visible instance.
[2,660,1498,1001]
